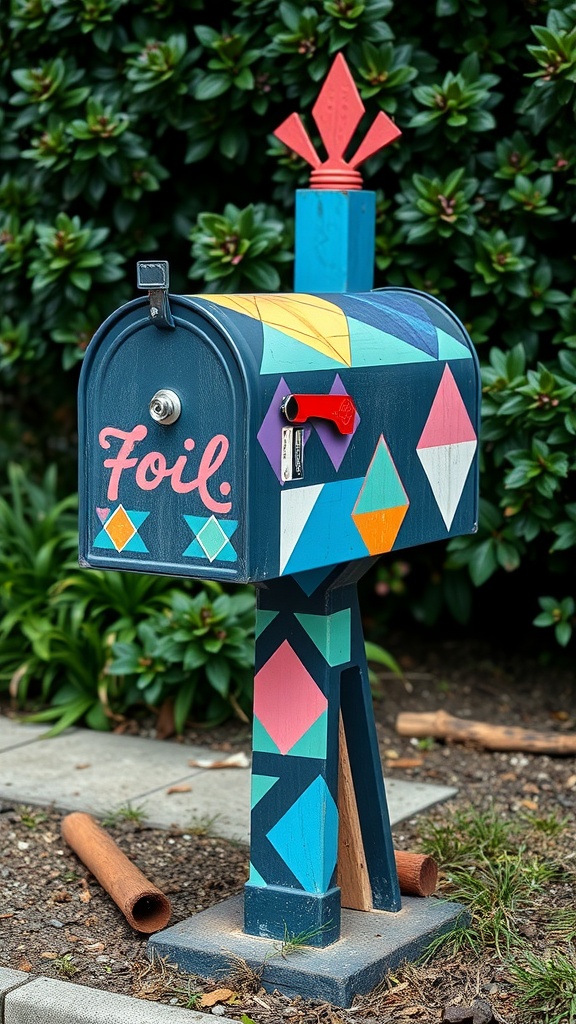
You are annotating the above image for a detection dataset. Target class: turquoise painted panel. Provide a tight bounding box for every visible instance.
[266,775,339,893]
[295,609,351,666]
[251,774,280,808]
[294,190,375,293]
[348,318,436,367]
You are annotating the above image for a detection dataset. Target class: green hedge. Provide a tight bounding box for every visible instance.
[1,0,575,646]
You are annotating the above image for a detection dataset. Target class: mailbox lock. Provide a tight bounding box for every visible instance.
[149,389,181,425]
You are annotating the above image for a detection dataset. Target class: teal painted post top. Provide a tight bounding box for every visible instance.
[273,52,400,295]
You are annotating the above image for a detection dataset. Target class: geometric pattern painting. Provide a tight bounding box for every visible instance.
[280,479,369,575]
[182,516,238,562]
[351,435,409,554]
[313,374,360,470]
[202,290,452,374]
[253,640,328,756]
[257,375,312,484]
[266,775,338,893]
[93,506,150,552]
[416,365,477,530]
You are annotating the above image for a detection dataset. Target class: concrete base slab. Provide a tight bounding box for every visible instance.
[149,893,467,1007]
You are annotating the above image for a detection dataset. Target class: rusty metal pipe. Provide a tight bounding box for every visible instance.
[61,812,171,933]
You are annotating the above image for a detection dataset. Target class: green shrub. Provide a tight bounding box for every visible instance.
[0,463,255,733]
[1,0,575,647]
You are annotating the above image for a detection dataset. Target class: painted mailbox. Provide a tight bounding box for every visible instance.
[78,54,479,1004]
[79,289,479,581]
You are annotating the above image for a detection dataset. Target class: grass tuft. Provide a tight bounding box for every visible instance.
[101,803,147,827]
[508,946,576,1024]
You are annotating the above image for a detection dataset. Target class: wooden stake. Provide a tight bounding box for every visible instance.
[337,713,373,911]
[396,710,576,755]
[338,715,439,902]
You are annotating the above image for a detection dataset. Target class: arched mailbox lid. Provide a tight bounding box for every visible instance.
[79,288,480,583]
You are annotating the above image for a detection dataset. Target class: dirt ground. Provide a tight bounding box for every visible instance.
[1,633,574,1023]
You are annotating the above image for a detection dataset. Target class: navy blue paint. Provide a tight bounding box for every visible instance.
[244,885,341,947]
[79,290,480,583]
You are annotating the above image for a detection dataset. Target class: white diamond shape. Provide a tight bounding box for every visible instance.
[417,440,477,530]
[196,516,228,562]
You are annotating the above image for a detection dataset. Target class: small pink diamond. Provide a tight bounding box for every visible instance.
[254,641,327,754]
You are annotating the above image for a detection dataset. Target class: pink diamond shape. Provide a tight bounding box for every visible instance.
[254,640,328,754]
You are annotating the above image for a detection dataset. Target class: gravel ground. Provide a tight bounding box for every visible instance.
[1,634,574,1023]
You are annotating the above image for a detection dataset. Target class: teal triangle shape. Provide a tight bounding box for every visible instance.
[182,537,207,559]
[292,564,337,596]
[252,715,281,755]
[255,610,279,639]
[287,710,328,759]
[94,528,115,549]
[248,862,267,887]
[129,511,150,528]
[123,532,148,553]
[295,610,351,666]
[437,327,472,361]
[216,539,237,562]
[349,318,436,368]
[261,324,347,375]
[251,774,279,808]
[219,519,238,539]
[354,437,408,513]
[184,515,209,534]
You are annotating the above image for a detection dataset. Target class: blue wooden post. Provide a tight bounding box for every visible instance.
[294,190,376,293]
[241,53,403,945]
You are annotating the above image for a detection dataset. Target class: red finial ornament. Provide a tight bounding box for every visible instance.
[273,53,401,190]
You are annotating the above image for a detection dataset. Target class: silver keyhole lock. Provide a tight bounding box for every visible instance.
[149,389,181,425]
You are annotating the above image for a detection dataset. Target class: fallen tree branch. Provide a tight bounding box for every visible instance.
[396,710,576,755]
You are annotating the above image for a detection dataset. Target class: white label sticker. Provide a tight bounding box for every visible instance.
[281,427,304,481]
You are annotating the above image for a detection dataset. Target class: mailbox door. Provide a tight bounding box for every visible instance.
[79,298,248,581]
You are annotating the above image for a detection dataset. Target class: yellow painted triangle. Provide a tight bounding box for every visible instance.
[194,294,262,319]
[194,293,351,366]
[258,295,351,366]
[352,505,409,555]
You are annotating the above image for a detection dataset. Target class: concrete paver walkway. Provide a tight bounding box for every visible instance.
[0,717,455,842]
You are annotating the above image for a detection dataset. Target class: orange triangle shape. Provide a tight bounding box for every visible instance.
[352,505,408,555]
